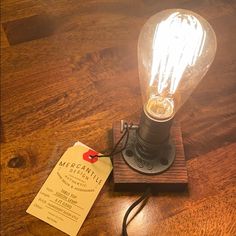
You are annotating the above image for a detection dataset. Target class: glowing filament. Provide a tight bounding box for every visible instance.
[149,12,206,96]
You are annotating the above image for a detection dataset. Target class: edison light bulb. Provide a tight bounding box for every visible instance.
[138,9,217,121]
[122,9,217,174]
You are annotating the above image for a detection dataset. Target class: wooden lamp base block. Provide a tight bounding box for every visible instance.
[112,121,188,192]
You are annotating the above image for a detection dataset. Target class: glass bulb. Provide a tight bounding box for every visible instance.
[138,9,217,121]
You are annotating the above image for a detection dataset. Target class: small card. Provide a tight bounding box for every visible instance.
[27,143,112,236]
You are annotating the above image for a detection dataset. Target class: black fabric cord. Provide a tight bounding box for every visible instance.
[122,187,151,236]
[90,123,151,236]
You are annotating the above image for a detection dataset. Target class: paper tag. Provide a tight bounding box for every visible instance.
[27,143,112,236]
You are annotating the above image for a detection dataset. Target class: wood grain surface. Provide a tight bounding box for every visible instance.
[1,0,236,235]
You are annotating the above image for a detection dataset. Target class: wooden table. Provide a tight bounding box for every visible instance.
[1,1,236,235]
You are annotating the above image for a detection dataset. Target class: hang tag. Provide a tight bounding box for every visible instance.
[27,143,112,236]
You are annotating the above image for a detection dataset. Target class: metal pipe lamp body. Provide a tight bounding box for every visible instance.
[122,111,175,174]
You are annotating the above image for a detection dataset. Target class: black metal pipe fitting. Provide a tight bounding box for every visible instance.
[136,110,173,158]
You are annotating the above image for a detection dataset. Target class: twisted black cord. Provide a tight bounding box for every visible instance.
[91,122,133,158]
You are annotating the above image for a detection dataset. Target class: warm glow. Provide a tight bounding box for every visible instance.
[138,9,217,121]
[149,12,206,95]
